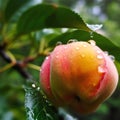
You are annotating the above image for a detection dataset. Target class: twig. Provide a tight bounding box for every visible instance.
[0,45,32,79]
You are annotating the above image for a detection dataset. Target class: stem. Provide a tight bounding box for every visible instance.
[0,63,15,73]
[28,63,41,71]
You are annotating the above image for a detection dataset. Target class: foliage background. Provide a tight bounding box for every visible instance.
[0,0,120,120]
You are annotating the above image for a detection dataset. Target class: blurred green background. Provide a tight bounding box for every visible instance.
[0,0,120,120]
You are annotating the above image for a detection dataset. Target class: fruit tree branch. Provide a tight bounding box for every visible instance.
[0,45,32,79]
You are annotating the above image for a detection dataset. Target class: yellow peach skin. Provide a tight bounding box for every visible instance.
[40,41,118,115]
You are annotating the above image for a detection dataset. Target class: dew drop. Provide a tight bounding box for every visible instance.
[46,113,52,119]
[91,35,93,39]
[46,100,49,103]
[109,55,115,62]
[104,51,109,55]
[76,47,79,50]
[83,44,87,47]
[90,32,94,38]
[64,46,67,49]
[67,39,78,44]
[37,87,40,91]
[97,54,103,59]
[61,28,68,32]
[32,83,36,88]
[88,40,96,46]
[98,66,106,73]
[56,41,62,46]
[97,50,101,54]
[87,24,103,31]
[45,56,49,60]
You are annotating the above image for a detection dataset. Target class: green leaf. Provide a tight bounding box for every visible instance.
[49,30,120,62]
[16,4,91,35]
[115,61,120,74]
[24,84,59,120]
[0,0,8,11]
[4,0,30,21]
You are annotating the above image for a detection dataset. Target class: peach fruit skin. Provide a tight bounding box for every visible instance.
[40,41,118,115]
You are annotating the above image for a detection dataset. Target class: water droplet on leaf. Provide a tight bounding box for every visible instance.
[90,32,94,38]
[37,87,40,91]
[87,24,103,31]
[32,84,36,88]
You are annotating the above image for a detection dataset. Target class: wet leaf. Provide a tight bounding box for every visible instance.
[86,24,103,31]
[16,4,91,35]
[4,0,30,21]
[24,84,59,120]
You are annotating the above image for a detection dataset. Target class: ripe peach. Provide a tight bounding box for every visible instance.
[40,55,61,105]
[40,40,118,115]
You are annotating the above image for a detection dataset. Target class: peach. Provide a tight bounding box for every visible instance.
[40,40,118,115]
[40,55,61,105]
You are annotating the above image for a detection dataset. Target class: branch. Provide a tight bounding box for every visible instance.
[0,46,32,79]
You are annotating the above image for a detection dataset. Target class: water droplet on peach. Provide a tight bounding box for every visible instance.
[88,40,96,46]
[98,66,106,73]
[97,54,103,59]
[67,39,78,44]
[83,44,87,47]
[64,46,67,49]
[76,47,79,50]
[46,57,49,60]
[109,55,115,62]
[104,51,109,55]
[96,50,101,54]
[56,41,62,46]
